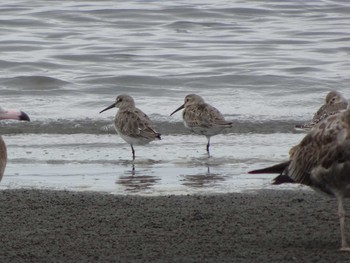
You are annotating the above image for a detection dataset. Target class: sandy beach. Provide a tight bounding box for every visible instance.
[0,189,349,262]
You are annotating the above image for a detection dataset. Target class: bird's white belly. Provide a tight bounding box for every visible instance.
[185,122,225,137]
[115,129,151,146]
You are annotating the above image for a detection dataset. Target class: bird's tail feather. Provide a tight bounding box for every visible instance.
[248,161,290,174]
[272,174,295,185]
[248,161,295,185]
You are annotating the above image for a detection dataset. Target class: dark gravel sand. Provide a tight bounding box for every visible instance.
[1,189,350,262]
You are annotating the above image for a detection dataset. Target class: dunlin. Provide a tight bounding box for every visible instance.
[0,106,30,181]
[170,94,232,155]
[295,90,348,131]
[249,106,350,251]
[100,94,161,161]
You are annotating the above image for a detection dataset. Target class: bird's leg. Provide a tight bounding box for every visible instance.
[337,196,350,251]
[131,145,135,161]
[131,163,135,176]
[206,137,211,157]
[0,136,7,182]
[206,164,211,174]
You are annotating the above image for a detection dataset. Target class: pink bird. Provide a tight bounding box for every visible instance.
[0,107,30,181]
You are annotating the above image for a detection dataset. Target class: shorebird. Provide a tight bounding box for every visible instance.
[0,106,30,181]
[170,94,232,156]
[100,94,161,161]
[249,106,350,251]
[295,90,348,131]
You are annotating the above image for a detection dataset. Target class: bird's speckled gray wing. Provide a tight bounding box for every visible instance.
[288,111,350,186]
[183,103,232,129]
[312,101,348,124]
[115,108,160,139]
[312,104,328,122]
[296,101,348,131]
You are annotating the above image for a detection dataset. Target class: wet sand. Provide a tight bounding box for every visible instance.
[0,189,349,262]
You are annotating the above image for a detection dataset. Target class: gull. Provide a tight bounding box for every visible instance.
[170,94,232,156]
[249,106,350,251]
[0,106,30,181]
[100,94,161,161]
[295,90,348,131]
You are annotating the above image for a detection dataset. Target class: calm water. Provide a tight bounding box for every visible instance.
[1,0,349,194]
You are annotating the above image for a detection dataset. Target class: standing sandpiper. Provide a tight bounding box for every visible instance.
[295,90,348,131]
[100,94,161,161]
[170,94,232,156]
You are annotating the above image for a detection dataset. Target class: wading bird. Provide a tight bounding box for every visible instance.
[100,94,161,161]
[170,94,232,156]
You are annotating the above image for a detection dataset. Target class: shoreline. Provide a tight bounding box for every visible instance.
[0,189,349,262]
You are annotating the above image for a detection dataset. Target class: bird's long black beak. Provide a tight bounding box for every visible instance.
[99,103,116,114]
[170,104,184,116]
[20,111,30,121]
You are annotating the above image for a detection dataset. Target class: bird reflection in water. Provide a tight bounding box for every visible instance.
[116,164,161,193]
[180,162,226,188]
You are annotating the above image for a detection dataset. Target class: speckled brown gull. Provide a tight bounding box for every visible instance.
[249,106,350,251]
[0,107,30,181]
[100,94,161,161]
[295,90,348,131]
[170,94,232,156]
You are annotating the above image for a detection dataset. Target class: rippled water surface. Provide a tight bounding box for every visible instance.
[1,0,350,194]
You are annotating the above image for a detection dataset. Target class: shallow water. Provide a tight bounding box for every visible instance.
[1,0,350,194]
[0,132,305,195]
